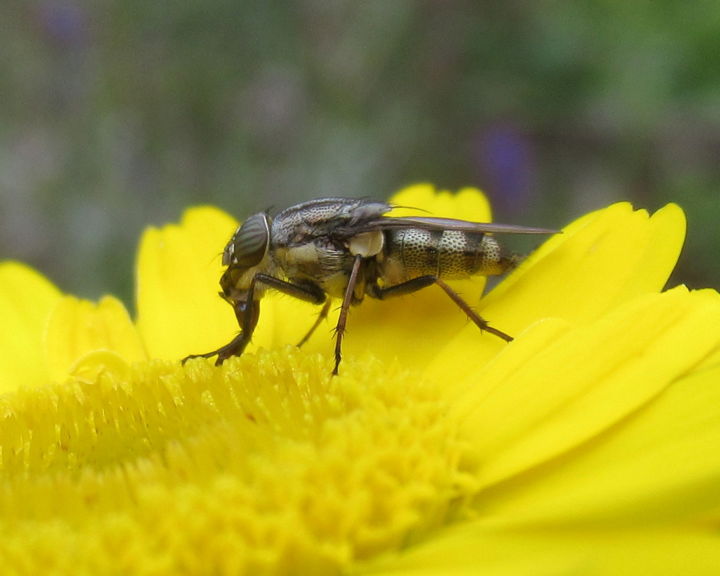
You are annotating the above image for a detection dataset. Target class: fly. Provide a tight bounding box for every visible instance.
[183,197,555,374]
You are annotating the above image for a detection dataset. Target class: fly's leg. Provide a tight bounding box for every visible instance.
[182,274,326,366]
[297,300,332,348]
[333,254,363,375]
[369,275,513,342]
[182,299,261,365]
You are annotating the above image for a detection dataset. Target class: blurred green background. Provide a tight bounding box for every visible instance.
[1,1,718,307]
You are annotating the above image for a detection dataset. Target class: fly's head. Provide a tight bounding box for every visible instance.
[219,212,271,306]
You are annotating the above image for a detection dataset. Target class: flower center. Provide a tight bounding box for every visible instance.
[0,348,467,573]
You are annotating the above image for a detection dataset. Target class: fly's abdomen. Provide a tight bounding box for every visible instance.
[383,228,511,282]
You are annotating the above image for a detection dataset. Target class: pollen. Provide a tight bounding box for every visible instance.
[0,348,467,573]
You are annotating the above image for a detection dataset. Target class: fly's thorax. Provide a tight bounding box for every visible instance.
[381,228,511,283]
[271,198,391,245]
[266,198,392,299]
[271,239,354,299]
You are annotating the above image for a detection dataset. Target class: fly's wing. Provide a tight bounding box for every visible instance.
[337,215,557,236]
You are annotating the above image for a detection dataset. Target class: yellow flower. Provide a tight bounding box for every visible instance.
[1,184,719,575]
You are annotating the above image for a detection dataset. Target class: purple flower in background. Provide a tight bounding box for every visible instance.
[37,1,89,47]
[472,123,536,215]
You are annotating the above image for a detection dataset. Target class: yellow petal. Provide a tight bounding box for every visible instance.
[359,522,720,576]
[471,359,720,528]
[45,295,147,383]
[481,202,686,332]
[250,294,318,352]
[346,279,491,370]
[421,202,688,377]
[389,184,493,222]
[248,280,493,374]
[136,206,239,360]
[456,287,720,491]
[0,262,61,390]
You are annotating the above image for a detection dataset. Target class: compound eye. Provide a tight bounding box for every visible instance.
[222,213,270,267]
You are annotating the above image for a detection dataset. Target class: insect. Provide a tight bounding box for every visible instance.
[183,197,555,374]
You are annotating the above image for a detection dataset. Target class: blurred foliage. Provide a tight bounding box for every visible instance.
[1,0,719,306]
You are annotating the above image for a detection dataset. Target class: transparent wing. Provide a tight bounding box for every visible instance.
[344,216,557,235]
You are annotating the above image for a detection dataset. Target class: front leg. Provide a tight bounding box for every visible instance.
[182,274,327,366]
[182,298,261,366]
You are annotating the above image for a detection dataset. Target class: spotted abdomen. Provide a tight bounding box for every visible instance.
[381,228,510,283]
